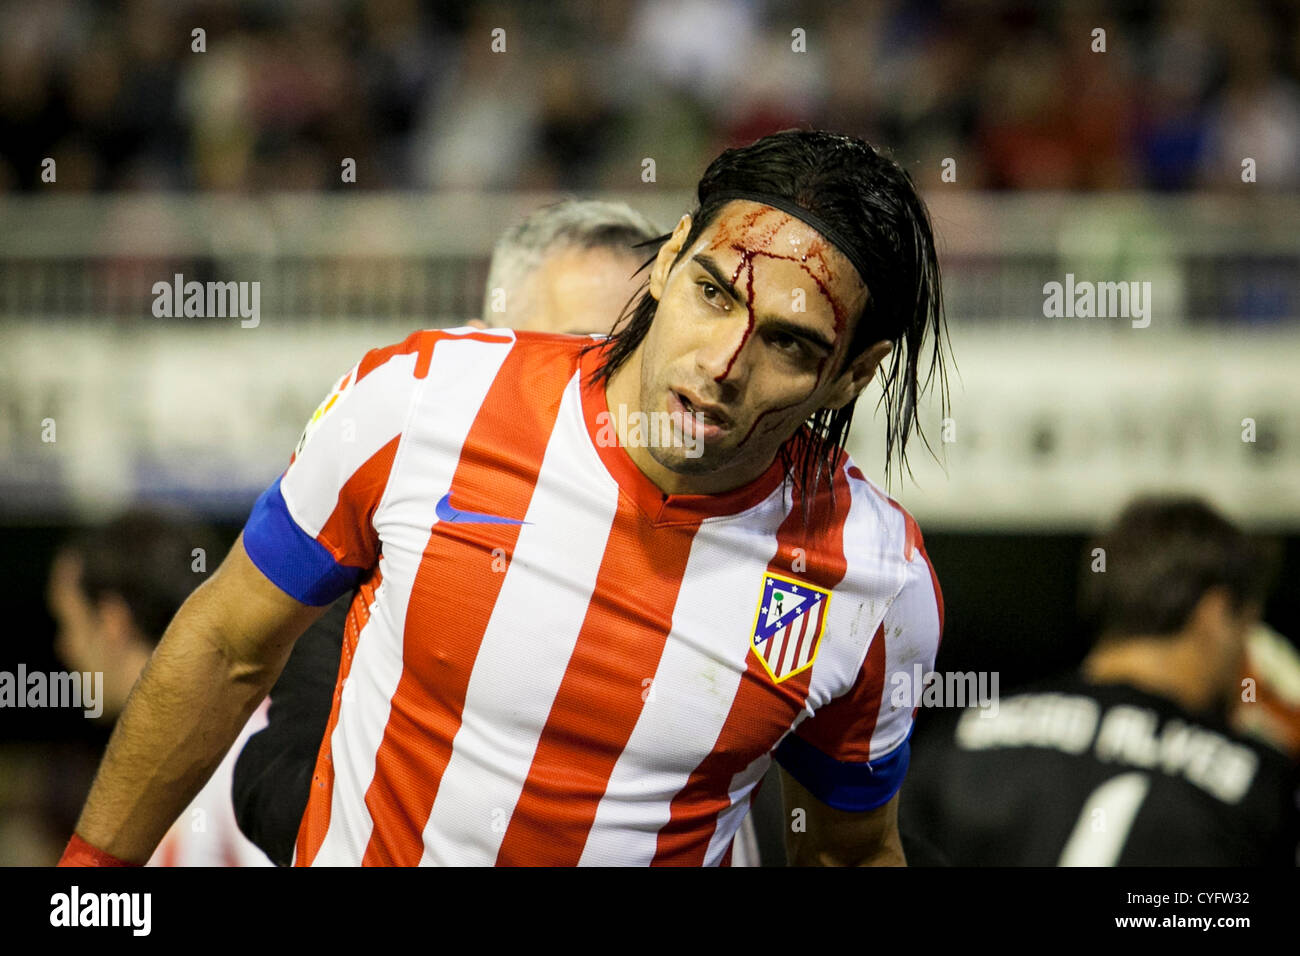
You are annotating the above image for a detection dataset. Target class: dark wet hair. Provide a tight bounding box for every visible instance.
[1078,496,1278,640]
[63,508,224,646]
[585,129,950,518]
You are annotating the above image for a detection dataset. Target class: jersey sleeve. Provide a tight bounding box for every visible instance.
[775,527,944,812]
[241,333,429,606]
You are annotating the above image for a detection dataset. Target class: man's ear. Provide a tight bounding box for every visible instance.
[825,340,893,410]
[648,214,692,301]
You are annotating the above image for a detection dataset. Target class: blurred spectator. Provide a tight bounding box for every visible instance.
[1134,0,1217,189]
[1198,0,1300,188]
[47,507,272,865]
[412,6,539,190]
[3,0,1297,193]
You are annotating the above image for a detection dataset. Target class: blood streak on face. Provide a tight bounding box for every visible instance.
[702,209,857,448]
[609,199,875,497]
[707,210,852,387]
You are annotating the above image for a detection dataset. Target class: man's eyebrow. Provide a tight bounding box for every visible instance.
[692,253,743,303]
[691,253,836,353]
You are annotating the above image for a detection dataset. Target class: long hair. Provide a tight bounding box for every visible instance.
[587,129,952,522]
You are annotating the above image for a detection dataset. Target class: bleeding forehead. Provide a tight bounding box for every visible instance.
[695,201,866,329]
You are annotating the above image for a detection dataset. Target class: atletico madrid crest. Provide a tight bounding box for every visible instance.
[749,573,831,683]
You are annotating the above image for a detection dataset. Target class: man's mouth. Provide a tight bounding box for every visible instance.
[670,389,731,440]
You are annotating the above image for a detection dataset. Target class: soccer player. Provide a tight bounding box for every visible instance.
[60,129,949,867]
[901,495,1299,866]
[231,199,662,866]
[47,510,270,866]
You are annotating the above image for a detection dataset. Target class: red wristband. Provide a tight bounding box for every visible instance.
[57,833,141,867]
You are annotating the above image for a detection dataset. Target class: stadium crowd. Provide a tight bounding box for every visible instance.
[2,0,1299,193]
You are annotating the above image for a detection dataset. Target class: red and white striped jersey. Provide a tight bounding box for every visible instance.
[242,328,943,866]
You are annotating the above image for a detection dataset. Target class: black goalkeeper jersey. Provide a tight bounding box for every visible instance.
[900,673,1299,866]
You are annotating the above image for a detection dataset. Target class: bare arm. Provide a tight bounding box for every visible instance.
[780,767,906,867]
[71,533,326,863]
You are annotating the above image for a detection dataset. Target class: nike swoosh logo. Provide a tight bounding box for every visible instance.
[435,492,528,525]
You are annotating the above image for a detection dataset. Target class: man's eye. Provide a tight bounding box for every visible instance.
[699,281,725,306]
[770,333,806,356]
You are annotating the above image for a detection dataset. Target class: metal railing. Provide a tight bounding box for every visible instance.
[0,193,1296,325]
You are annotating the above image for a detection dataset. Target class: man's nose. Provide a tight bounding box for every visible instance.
[696,313,754,386]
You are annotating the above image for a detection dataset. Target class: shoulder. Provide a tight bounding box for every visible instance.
[335,327,591,413]
[844,464,923,550]
[394,327,595,380]
[836,458,940,606]
[354,326,520,383]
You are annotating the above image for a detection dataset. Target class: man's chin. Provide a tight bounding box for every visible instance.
[647,442,728,476]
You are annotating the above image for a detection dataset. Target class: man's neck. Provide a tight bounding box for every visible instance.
[1081,634,1219,716]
